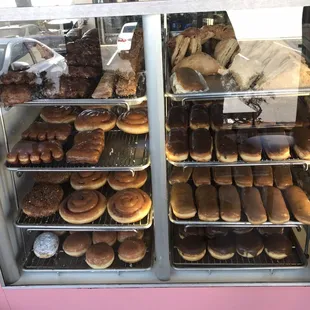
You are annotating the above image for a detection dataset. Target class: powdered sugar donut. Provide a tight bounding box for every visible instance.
[33,232,59,258]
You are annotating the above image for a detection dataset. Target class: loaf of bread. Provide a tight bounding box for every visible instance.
[195,185,219,221]
[219,185,241,222]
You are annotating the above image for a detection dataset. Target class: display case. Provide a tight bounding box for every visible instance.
[1,0,310,288]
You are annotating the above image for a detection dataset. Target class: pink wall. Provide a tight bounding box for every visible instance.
[1,287,310,310]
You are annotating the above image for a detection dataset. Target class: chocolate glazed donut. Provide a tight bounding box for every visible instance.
[59,190,107,224]
[107,170,147,191]
[116,109,149,134]
[107,188,152,223]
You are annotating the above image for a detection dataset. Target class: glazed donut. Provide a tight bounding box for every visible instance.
[33,232,59,258]
[40,106,79,123]
[118,239,147,263]
[107,170,147,191]
[107,188,152,223]
[70,171,108,190]
[176,235,206,261]
[59,190,107,224]
[74,109,117,132]
[117,230,144,243]
[86,243,115,269]
[92,231,117,246]
[63,232,92,257]
[116,109,149,134]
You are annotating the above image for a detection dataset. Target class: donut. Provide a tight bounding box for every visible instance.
[107,170,147,191]
[85,243,115,269]
[63,232,92,257]
[70,171,108,190]
[236,230,264,258]
[92,231,117,246]
[33,232,59,258]
[117,230,144,243]
[208,234,235,260]
[118,239,147,263]
[176,235,206,261]
[264,234,292,259]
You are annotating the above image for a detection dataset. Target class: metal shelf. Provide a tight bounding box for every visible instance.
[172,230,307,271]
[6,130,150,172]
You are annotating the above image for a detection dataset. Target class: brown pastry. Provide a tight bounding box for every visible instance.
[261,129,290,160]
[22,122,72,142]
[190,129,213,161]
[176,235,206,261]
[205,227,229,238]
[253,166,273,187]
[195,185,219,221]
[107,170,147,191]
[293,127,310,160]
[40,106,79,123]
[237,129,262,162]
[208,234,235,260]
[59,190,107,224]
[166,106,188,131]
[86,243,115,269]
[117,230,144,243]
[107,188,152,223]
[190,104,210,130]
[116,109,148,134]
[63,232,92,257]
[33,172,71,184]
[192,167,211,186]
[115,76,138,97]
[169,167,192,185]
[91,72,116,99]
[166,129,189,162]
[75,109,117,132]
[92,231,117,246]
[233,166,253,187]
[210,102,232,131]
[179,226,204,239]
[264,234,292,259]
[22,184,64,218]
[232,227,253,235]
[214,38,239,67]
[118,239,146,263]
[1,84,32,105]
[66,129,105,165]
[284,186,310,224]
[261,186,290,224]
[215,130,238,163]
[7,140,64,165]
[219,185,241,222]
[258,227,284,235]
[241,187,267,224]
[236,231,264,258]
[212,167,232,185]
[273,166,293,190]
[70,172,108,190]
[170,183,196,219]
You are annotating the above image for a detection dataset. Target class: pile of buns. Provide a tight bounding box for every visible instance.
[22,170,151,225]
[33,230,148,269]
[169,165,310,225]
[175,226,293,261]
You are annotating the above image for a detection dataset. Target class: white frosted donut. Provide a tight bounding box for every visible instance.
[33,232,59,259]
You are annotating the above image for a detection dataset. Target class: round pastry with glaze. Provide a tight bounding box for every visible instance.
[40,106,79,123]
[70,171,108,190]
[59,190,107,224]
[85,243,115,269]
[63,232,92,257]
[118,239,147,263]
[33,172,71,184]
[107,170,147,191]
[116,109,149,134]
[179,226,204,239]
[92,231,117,246]
[233,227,253,235]
[208,235,235,260]
[107,188,152,224]
[205,227,229,239]
[33,232,59,258]
[264,234,292,259]
[117,230,144,243]
[236,230,264,258]
[176,235,206,261]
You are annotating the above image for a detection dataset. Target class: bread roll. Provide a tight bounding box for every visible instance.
[192,167,211,186]
[118,239,146,263]
[261,186,290,224]
[237,129,262,162]
[86,243,115,269]
[176,235,206,261]
[63,232,92,257]
[253,166,273,187]
[170,183,196,219]
[233,166,253,187]
[190,129,213,161]
[273,166,293,190]
[241,187,267,224]
[219,185,241,222]
[215,130,238,163]
[166,106,188,131]
[264,234,292,259]
[284,186,310,224]
[169,167,192,185]
[92,231,117,246]
[212,167,232,185]
[166,129,189,162]
[195,185,219,221]
[190,104,210,130]
[293,127,310,159]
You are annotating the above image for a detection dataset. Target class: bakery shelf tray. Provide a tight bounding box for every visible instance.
[6,130,150,172]
[172,230,307,271]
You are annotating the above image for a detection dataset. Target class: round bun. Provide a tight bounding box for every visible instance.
[22,184,64,218]
[86,243,115,269]
[63,232,92,257]
[118,239,146,263]
[75,109,117,132]
[59,190,107,224]
[33,232,59,258]
[117,230,144,243]
[70,171,108,190]
[92,231,117,246]
[107,188,152,224]
[264,234,292,259]
[208,235,235,260]
[236,231,264,258]
[176,235,206,261]
[107,170,147,191]
[33,172,71,184]
[116,109,149,134]
[40,106,79,123]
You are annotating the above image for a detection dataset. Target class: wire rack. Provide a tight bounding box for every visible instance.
[16,182,153,231]
[172,230,307,270]
[6,130,150,172]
